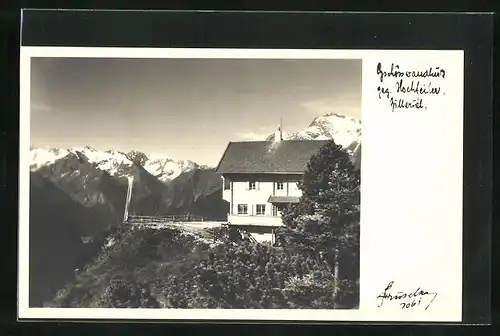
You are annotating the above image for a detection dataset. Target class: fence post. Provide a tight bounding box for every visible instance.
[332,246,340,309]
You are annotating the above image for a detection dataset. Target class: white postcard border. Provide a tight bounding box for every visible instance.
[19,47,464,322]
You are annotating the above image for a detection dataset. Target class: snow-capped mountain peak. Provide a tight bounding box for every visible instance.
[267,112,361,148]
[30,146,200,182]
[30,148,73,169]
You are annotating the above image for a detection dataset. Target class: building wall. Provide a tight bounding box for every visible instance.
[221,174,302,221]
[223,173,302,182]
[222,175,231,203]
[227,214,283,226]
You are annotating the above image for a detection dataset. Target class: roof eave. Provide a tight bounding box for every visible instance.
[218,171,304,175]
[214,142,232,173]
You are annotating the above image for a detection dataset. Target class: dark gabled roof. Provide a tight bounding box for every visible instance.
[215,140,329,174]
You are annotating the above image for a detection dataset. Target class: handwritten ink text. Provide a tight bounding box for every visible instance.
[375,63,447,112]
[376,281,438,310]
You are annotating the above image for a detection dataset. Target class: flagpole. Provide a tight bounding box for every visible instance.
[280,116,283,140]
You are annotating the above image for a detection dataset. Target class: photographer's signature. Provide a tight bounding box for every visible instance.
[376,281,438,310]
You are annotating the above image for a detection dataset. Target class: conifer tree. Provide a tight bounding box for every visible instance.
[277,139,360,307]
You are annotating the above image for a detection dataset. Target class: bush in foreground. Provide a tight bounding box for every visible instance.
[160,239,356,309]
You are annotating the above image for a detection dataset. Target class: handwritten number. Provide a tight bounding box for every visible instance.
[378,281,437,310]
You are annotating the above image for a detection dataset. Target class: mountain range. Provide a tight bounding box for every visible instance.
[30,147,226,228]
[31,147,202,182]
[28,112,361,306]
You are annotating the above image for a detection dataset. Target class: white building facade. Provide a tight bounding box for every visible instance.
[216,131,328,242]
[222,174,302,226]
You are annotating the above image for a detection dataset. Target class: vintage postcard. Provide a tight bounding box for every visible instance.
[18,47,464,322]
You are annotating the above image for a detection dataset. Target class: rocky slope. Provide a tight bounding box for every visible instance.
[157,169,229,219]
[29,171,109,306]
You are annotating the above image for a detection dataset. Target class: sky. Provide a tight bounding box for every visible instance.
[30,57,361,166]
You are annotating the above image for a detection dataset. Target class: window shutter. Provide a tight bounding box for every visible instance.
[257,182,260,190]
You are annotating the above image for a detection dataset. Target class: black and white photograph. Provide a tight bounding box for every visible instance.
[28,56,362,310]
[16,11,492,325]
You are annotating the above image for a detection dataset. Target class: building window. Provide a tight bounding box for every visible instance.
[272,205,278,217]
[256,204,266,215]
[223,178,230,190]
[237,204,248,215]
[249,181,256,190]
[276,181,284,190]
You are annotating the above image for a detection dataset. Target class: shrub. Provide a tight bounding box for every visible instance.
[98,275,160,308]
[159,240,348,309]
